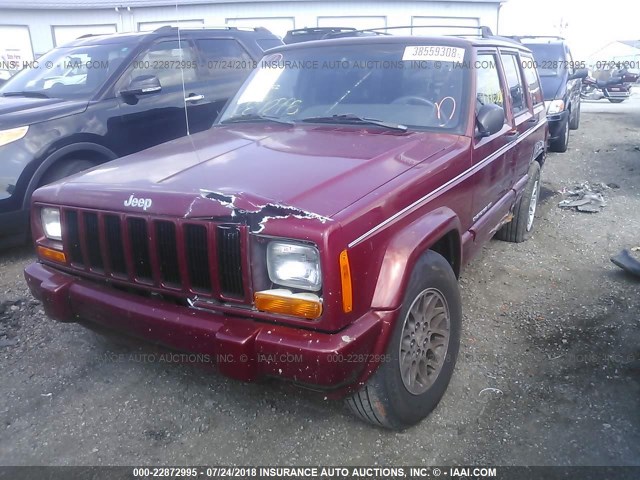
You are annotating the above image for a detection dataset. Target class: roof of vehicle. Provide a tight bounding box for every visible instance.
[269,32,533,53]
[287,27,357,35]
[512,36,567,45]
[60,26,276,47]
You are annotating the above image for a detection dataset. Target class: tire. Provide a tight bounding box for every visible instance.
[345,251,462,430]
[549,117,569,152]
[495,161,541,243]
[569,103,580,130]
[39,159,96,186]
[608,98,625,103]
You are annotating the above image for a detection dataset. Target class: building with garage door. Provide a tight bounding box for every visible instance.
[0,0,506,59]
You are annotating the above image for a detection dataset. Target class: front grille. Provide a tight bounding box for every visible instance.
[184,223,211,292]
[105,215,126,275]
[156,221,180,286]
[84,212,103,270]
[128,217,152,281]
[218,225,244,297]
[65,210,83,265]
[60,208,246,301]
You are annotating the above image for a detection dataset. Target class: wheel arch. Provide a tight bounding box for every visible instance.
[23,142,118,210]
[370,207,462,310]
[532,135,547,168]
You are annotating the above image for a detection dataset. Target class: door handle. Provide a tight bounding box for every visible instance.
[185,94,204,103]
[505,130,520,142]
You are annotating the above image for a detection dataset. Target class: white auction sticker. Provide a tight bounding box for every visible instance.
[402,46,466,63]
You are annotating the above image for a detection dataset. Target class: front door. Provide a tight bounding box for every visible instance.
[115,38,200,156]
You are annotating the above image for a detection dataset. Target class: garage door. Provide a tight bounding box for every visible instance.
[53,25,117,47]
[317,16,387,31]
[0,25,34,68]
[138,20,205,32]
[411,16,480,36]
[226,17,294,38]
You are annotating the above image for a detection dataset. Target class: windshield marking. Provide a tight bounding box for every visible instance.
[402,45,465,63]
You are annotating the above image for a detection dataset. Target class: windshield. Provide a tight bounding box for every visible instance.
[218,44,469,132]
[0,43,132,99]
[525,43,565,77]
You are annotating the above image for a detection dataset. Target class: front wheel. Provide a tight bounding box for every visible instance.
[345,251,461,430]
[569,103,580,130]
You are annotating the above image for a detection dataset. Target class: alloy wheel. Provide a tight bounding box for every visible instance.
[399,288,451,395]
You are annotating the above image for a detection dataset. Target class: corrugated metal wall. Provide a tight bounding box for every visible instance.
[1,1,500,55]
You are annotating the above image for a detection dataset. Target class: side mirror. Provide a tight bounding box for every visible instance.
[476,104,505,138]
[569,68,588,80]
[121,75,162,97]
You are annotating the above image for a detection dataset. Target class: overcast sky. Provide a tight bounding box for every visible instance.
[498,0,640,59]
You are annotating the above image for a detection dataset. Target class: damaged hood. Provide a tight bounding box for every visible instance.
[35,124,461,219]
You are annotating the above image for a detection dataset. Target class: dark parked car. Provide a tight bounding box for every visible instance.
[0,26,282,247]
[25,30,548,429]
[514,36,587,152]
[283,27,383,44]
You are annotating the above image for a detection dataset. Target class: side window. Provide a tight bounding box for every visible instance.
[521,55,544,106]
[476,53,504,110]
[501,53,528,115]
[124,40,197,89]
[196,39,254,80]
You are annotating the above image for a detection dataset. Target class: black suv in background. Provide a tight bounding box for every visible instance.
[514,36,587,152]
[0,26,282,247]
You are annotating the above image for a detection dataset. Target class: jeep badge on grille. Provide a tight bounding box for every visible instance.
[124,194,152,211]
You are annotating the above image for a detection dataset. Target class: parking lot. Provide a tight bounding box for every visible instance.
[1,96,639,466]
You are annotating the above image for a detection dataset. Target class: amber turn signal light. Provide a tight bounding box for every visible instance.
[37,245,67,264]
[339,249,353,313]
[255,289,322,320]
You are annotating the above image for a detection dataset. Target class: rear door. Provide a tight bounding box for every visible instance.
[518,52,547,179]
[499,50,539,185]
[188,37,256,132]
[470,50,512,229]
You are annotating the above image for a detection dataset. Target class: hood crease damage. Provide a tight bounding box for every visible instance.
[196,189,332,233]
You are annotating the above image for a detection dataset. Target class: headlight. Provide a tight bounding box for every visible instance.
[41,207,62,241]
[545,100,565,115]
[0,126,29,147]
[267,241,321,291]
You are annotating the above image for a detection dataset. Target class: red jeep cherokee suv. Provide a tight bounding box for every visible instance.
[25,32,548,429]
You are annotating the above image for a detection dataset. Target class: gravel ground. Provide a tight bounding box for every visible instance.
[0,98,639,467]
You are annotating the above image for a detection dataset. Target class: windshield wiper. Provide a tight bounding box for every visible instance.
[219,113,294,126]
[2,91,50,99]
[300,114,407,132]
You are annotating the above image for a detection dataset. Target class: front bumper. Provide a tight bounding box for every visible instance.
[546,110,570,141]
[25,262,393,395]
[603,88,631,99]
